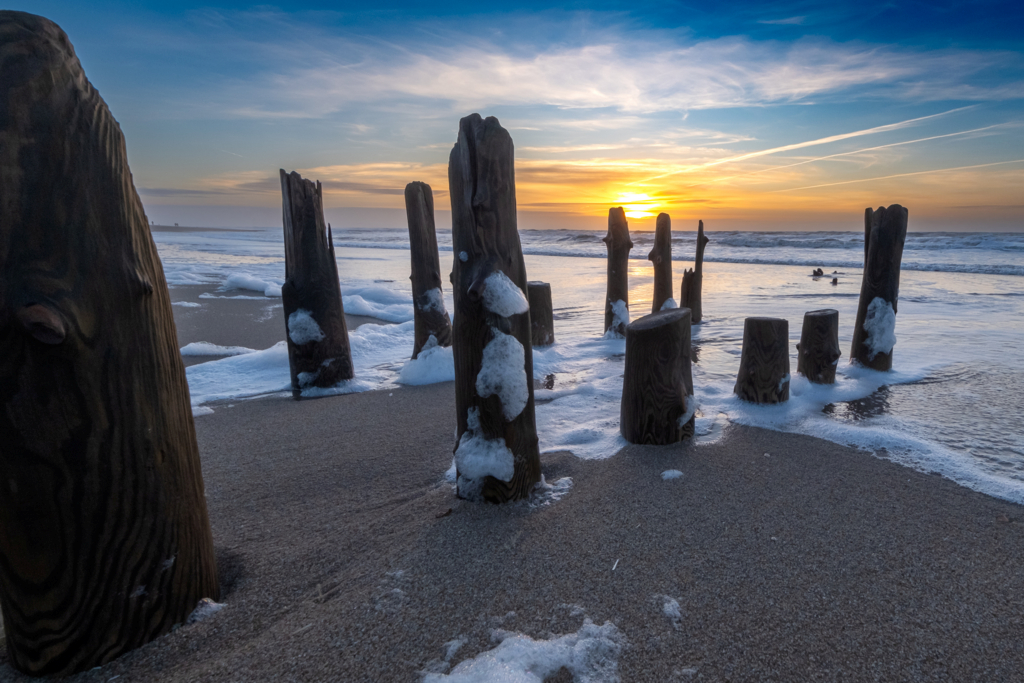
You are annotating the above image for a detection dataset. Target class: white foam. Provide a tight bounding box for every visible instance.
[420,287,446,313]
[660,298,678,310]
[455,407,515,500]
[224,273,282,297]
[180,342,256,357]
[423,618,623,683]
[288,309,325,345]
[862,297,897,360]
[172,301,202,308]
[604,299,629,338]
[661,470,684,480]
[187,598,225,624]
[399,336,455,385]
[659,595,682,628]
[476,329,529,420]
[192,406,214,417]
[343,284,417,323]
[482,271,530,318]
[531,475,574,507]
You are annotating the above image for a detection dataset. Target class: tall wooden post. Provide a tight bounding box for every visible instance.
[620,308,695,444]
[0,12,218,675]
[851,205,908,371]
[603,207,633,336]
[797,309,841,384]
[680,220,710,323]
[734,317,790,404]
[648,213,674,313]
[448,113,541,503]
[527,282,555,347]
[280,170,354,396]
[405,181,453,358]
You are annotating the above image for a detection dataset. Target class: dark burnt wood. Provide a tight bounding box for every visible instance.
[734,317,791,404]
[528,281,555,347]
[851,205,908,371]
[648,213,674,312]
[280,170,354,396]
[680,219,711,323]
[603,207,633,335]
[448,113,540,503]
[405,181,453,358]
[797,309,841,384]
[0,12,218,676]
[620,308,695,444]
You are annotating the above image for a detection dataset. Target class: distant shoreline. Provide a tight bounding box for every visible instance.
[151,225,264,233]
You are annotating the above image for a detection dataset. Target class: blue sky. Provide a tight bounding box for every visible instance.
[13,0,1024,230]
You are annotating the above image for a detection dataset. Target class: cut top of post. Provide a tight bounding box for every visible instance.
[628,307,691,332]
[604,207,632,249]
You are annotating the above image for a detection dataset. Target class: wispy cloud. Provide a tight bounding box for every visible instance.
[773,158,1024,192]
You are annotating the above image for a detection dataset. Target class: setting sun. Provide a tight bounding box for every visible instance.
[616,192,659,219]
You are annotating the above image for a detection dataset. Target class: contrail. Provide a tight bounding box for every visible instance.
[635,105,977,183]
[772,158,1024,192]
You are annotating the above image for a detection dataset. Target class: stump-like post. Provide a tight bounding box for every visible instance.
[734,317,790,403]
[0,12,219,675]
[281,170,354,396]
[603,207,633,336]
[851,205,908,370]
[406,181,453,358]
[448,113,541,503]
[620,308,695,444]
[648,213,675,312]
[528,281,555,347]
[680,219,711,323]
[797,309,841,384]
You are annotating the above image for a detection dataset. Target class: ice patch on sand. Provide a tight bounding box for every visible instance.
[288,309,325,345]
[863,297,897,360]
[180,342,256,357]
[422,619,623,683]
[399,336,455,385]
[476,329,529,420]
[482,271,530,318]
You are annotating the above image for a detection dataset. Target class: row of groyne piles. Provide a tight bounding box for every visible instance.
[0,11,910,676]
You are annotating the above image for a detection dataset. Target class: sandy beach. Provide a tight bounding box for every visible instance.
[2,347,1023,680]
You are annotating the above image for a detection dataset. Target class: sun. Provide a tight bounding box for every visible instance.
[616,192,658,219]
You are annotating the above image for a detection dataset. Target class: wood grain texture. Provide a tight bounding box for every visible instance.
[797,309,841,384]
[405,182,452,359]
[734,317,791,404]
[851,205,907,371]
[603,207,633,335]
[448,114,540,503]
[648,213,674,313]
[527,281,554,347]
[0,12,218,676]
[280,170,354,396]
[620,308,695,444]
[680,219,710,323]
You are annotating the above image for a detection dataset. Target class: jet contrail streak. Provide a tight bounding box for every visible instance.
[772,158,1024,192]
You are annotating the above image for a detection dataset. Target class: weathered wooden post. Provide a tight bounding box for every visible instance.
[851,205,908,370]
[0,12,219,675]
[528,281,555,347]
[734,317,790,403]
[603,207,633,336]
[448,114,541,503]
[648,213,675,312]
[797,309,841,384]
[680,219,710,323]
[406,181,453,358]
[280,170,354,396]
[620,308,695,444]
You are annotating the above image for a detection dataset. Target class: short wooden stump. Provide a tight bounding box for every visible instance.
[734,317,790,403]
[620,308,695,444]
[527,281,555,347]
[797,309,840,384]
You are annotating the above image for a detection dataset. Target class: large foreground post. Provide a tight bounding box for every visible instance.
[620,309,695,444]
[448,114,541,503]
[405,181,453,358]
[281,170,354,396]
[797,309,841,384]
[603,207,633,336]
[851,205,908,370]
[648,213,675,312]
[680,220,710,323]
[734,317,790,404]
[0,12,219,675]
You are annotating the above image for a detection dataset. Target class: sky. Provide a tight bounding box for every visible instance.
[13,0,1024,231]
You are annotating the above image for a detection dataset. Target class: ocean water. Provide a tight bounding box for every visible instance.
[155,226,1024,504]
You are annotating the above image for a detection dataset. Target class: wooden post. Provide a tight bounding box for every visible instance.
[405,181,453,359]
[448,113,541,503]
[528,281,555,347]
[280,170,354,396]
[620,308,695,444]
[797,309,841,384]
[734,317,790,403]
[0,12,219,675]
[603,207,633,336]
[648,213,675,312]
[680,219,710,323]
[851,205,908,371]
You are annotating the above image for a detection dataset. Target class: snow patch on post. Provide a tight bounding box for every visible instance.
[482,271,529,317]
[287,309,325,345]
[455,407,515,500]
[863,297,897,360]
[476,329,529,420]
